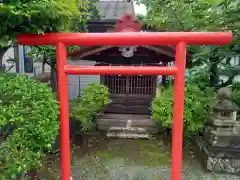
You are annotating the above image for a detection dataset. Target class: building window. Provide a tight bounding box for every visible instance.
[221,111,231,118]
[23,46,33,73]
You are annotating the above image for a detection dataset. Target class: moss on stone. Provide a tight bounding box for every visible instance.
[138,139,170,166]
[84,138,170,168]
[39,136,238,180]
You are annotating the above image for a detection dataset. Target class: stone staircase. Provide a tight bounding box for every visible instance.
[96,113,158,139]
[107,120,150,139]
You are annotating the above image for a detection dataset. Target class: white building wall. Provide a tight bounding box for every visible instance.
[2,46,51,76]
[68,60,100,100]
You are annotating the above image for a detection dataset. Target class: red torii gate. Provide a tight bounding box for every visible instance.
[17,31,232,180]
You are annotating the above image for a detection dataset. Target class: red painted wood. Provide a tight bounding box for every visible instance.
[17,32,232,46]
[56,43,71,180]
[16,30,232,180]
[115,14,141,32]
[172,42,187,180]
[64,65,178,75]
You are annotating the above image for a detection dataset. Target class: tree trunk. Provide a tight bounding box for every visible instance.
[0,47,8,72]
[42,60,45,73]
[26,168,40,180]
[186,58,193,68]
[209,62,219,87]
[162,62,168,86]
[13,45,20,73]
[51,66,58,93]
[50,57,58,95]
[162,75,167,86]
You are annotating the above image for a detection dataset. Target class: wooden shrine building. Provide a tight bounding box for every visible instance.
[69,2,175,133]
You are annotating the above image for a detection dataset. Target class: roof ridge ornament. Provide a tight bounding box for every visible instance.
[115,14,141,32]
[115,14,141,57]
[118,46,138,57]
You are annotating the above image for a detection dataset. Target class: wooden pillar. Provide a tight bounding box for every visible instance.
[162,62,168,86]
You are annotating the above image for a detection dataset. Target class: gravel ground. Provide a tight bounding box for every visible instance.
[40,134,239,180]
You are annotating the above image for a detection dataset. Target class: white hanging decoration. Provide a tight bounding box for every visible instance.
[118,46,138,57]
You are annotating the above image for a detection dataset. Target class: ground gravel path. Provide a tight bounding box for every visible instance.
[41,135,239,180]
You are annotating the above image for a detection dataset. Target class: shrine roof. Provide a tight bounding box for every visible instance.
[69,14,180,59]
[213,99,239,111]
[68,45,176,59]
[95,0,135,20]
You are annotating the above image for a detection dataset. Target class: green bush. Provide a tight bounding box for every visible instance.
[0,75,59,179]
[185,66,210,90]
[152,85,215,137]
[71,83,111,131]
[232,82,240,106]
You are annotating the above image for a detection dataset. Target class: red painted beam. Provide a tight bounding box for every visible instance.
[64,65,178,75]
[17,32,232,46]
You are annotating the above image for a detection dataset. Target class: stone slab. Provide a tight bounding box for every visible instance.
[197,136,240,158]
[107,132,150,139]
[204,130,240,148]
[97,125,158,134]
[204,125,239,135]
[196,136,240,175]
[206,116,237,127]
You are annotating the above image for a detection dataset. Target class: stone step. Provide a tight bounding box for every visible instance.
[107,126,150,139]
[97,113,151,120]
[107,132,150,139]
[109,126,147,133]
[97,118,156,127]
[96,113,158,134]
[98,125,158,134]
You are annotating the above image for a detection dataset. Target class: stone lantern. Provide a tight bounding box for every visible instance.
[205,95,240,148]
[197,87,240,174]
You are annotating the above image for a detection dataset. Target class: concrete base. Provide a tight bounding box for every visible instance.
[107,132,150,139]
[107,126,150,139]
[97,113,158,134]
[196,136,240,175]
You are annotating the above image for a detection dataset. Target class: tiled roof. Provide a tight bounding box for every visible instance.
[213,99,239,111]
[69,45,176,59]
[96,0,135,20]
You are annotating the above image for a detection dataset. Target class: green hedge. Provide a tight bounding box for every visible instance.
[232,82,240,107]
[0,75,59,179]
[71,83,111,131]
[152,85,215,137]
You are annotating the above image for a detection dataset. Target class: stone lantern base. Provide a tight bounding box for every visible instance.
[204,125,240,148]
[196,136,240,175]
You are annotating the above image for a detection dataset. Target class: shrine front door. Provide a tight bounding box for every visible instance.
[102,75,156,114]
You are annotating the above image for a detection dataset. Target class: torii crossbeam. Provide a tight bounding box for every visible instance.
[17,31,232,180]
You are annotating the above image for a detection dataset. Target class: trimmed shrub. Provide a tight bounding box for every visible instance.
[185,66,210,90]
[232,82,240,107]
[71,83,111,131]
[0,75,59,179]
[152,85,215,137]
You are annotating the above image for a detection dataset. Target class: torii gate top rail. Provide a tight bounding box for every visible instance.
[17,32,231,45]
[17,32,232,180]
